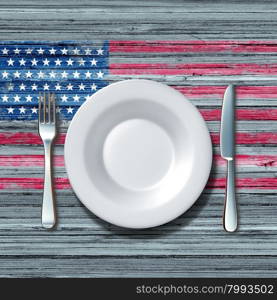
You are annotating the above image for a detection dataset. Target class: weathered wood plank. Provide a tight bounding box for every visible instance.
[1,121,277,133]
[0,1,277,40]
[0,256,276,278]
[3,144,277,155]
[2,153,277,174]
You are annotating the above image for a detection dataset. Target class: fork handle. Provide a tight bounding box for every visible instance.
[223,159,237,232]
[42,141,56,229]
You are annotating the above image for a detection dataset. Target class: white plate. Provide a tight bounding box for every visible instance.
[65,80,212,229]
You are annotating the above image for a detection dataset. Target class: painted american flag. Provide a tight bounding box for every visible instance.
[0,41,109,120]
[1,40,277,191]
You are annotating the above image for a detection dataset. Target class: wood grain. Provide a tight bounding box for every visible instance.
[0,0,277,278]
[1,256,276,278]
[1,0,277,40]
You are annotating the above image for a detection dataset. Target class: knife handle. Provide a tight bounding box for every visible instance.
[223,159,237,232]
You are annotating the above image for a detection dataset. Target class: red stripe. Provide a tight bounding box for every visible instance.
[215,155,277,167]
[0,132,277,145]
[200,109,277,121]
[0,177,276,190]
[110,63,277,75]
[1,154,276,168]
[207,178,277,189]
[175,86,277,98]
[110,41,277,53]
[211,132,277,144]
[0,155,64,167]
[0,132,65,145]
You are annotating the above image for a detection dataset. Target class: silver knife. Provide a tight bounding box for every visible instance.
[220,85,237,232]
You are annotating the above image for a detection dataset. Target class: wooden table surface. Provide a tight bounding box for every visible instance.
[1,0,277,278]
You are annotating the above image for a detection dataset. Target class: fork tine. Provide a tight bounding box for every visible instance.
[48,93,51,123]
[38,93,41,123]
[43,93,46,123]
[52,94,56,124]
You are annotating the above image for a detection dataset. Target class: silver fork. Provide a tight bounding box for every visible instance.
[38,93,57,229]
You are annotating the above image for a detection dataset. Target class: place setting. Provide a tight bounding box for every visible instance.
[39,81,236,232]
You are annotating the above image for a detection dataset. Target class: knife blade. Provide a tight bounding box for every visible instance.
[220,85,237,232]
[220,85,235,160]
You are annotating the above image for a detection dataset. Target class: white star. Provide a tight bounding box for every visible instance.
[78,58,86,66]
[73,95,80,102]
[96,70,104,78]
[55,58,62,66]
[26,48,33,54]
[90,58,97,66]
[67,83,73,90]
[37,47,44,54]
[2,48,9,55]
[96,48,104,55]
[7,58,14,66]
[79,83,85,90]
[56,106,62,113]
[43,83,50,90]
[67,58,74,66]
[37,71,45,78]
[7,83,14,90]
[61,71,68,78]
[85,70,92,78]
[19,58,26,66]
[49,48,56,55]
[49,71,56,78]
[73,70,80,78]
[1,95,8,102]
[55,83,61,90]
[26,95,32,102]
[61,95,68,102]
[13,95,21,102]
[67,107,74,114]
[19,83,26,90]
[85,95,91,101]
[91,83,97,91]
[31,58,38,66]
[43,58,50,66]
[7,107,14,114]
[31,107,38,114]
[61,48,68,55]
[14,48,21,54]
[25,71,33,78]
[19,106,26,114]
[72,48,80,55]
[84,48,92,55]
[13,71,21,78]
[2,71,9,78]
[31,84,38,90]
